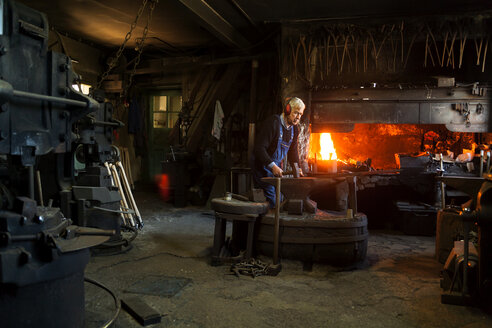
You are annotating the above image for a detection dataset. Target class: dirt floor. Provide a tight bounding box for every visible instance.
[84,190,492,328]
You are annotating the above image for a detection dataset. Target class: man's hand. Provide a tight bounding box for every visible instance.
[271,164,283,177]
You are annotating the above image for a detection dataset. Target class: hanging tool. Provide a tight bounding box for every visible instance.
[105,162,127,226]
[117,161,143,228]
[110,163,135,227]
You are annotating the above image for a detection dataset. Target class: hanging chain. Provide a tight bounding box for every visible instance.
[124,0,157,98]
[96,0,149,89]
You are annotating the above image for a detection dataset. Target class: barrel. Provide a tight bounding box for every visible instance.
[255,212,368,266]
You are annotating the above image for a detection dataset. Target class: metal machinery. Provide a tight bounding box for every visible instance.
[437,175,492,307]
[0,0,127,326]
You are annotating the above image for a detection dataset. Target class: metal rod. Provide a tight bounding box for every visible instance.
[248,123,255,188]
[28,166,34,199]
[230,170,234,193]
[36,170,44,207]
[487,151,491,173]
[273,177,281,265]
[91,120,121,127]
[13,89,89,108]
[440,153,445,209]
[480,150,484,177]
[170,146,176,161]
[75,230,116,237]
[463,221,471,296]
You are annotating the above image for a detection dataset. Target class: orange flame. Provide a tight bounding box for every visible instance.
[309,132,338,161]
[319,133,337,160]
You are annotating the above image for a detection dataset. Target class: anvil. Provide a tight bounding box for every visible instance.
[261,177,344,214]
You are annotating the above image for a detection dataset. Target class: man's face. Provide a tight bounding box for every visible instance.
[286,106,304,126]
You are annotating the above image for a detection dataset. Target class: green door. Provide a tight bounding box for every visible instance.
[148,90,182,181]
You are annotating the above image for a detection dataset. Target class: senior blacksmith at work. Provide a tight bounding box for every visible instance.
[252,97,305,207]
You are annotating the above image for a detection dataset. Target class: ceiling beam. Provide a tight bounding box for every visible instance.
[128,53,270,75]
[178,0,250,49]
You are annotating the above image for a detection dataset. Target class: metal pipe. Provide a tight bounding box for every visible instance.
[273,177,281,265]
[13,89,90,108]
[36,170,44,207]
[117,161,142,228]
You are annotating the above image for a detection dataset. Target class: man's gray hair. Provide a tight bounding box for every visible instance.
[288,97,305,110]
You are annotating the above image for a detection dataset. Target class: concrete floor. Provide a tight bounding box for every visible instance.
[84,190,492,328]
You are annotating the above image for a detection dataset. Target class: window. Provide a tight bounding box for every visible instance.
[72,83,92,95]
[152,94,182,129]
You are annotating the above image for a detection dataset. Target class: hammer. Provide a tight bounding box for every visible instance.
[283,163,301,178]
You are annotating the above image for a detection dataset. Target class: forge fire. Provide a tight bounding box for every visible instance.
[307,124,481,171]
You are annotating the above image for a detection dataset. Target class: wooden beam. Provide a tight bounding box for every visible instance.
[178,0,250,49]
[128,54,266,75]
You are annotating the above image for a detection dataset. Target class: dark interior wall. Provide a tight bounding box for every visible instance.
[48,31,106,86]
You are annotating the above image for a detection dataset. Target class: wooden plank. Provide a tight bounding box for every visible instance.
[121,297,161,326]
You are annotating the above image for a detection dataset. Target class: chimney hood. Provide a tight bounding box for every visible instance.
[311,86,491,133]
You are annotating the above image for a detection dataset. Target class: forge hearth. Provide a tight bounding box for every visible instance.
[307,124,478,171]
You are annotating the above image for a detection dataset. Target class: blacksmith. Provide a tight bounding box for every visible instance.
[252,97,305,207]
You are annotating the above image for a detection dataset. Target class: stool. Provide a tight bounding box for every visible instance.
[210,197,269,266]
[212,212,259,265]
